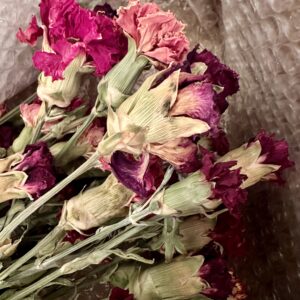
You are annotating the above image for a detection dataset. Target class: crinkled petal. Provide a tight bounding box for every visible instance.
[149,138,200,173]
[170,82,220,130]
[199,258,235,300]
[24,167,56,199]
[16,16,43,46]
[187,46,239,113]
[33,40,85,80]
[15,142,54,172]
[111,151,156,198]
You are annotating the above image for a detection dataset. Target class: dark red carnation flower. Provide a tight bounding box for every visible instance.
[109,287,134,300]
[249,130,294,183]
[199,258,234,300]
[24,167,56,199]
[0,123,18,149]
[200,148,247,218]
[210,212,247,258]
[186,46,239,113]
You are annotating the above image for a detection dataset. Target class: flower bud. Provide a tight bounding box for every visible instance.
[61,174,133,231]
[150,172,216,217]
[110,256,207,300]
[179,215,215,252]
[37,54,88,108]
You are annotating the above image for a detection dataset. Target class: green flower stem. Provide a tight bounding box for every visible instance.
[44,259,121,300]
[13,208,152,280]
[0,93,36,126]
[8,225,148,300]
[54,108,102,165]
[0,226,65,281]
[40,116,88,142]
[29,103,51,144]
[7,167,173,281]
[0,152,100,243]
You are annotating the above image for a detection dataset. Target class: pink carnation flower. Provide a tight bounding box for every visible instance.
[20,101,42,127]
[117,0,189,64]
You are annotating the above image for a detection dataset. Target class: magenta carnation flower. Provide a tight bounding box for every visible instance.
[18,0,127,80]
[200,148,248,218]
[117,0,189,64]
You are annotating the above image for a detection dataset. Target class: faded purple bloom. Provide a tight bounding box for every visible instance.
[0,124,17,149]
[199,258,234,300]
[94,3,117,18]
[170,81,220,132]
[15,142,54,172]
[250,130,294,183]
[16,16,43,46]
[24,167,56,199]
[111,151,157,198]
[200,148,247,218]
[186,46,239,113]
[13,142,56,199]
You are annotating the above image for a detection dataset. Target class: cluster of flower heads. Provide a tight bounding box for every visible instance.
[3,1,293,299]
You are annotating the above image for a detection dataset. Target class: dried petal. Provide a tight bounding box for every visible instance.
[16,16,43,46]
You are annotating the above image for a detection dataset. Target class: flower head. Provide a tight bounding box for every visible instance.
[99,69,210,158]
[200,148,248,218]
[199,258,235,300]
[117,0,189,64]
[0,142,56,202]
[109,287,134,300]
[250,130,294,182]
[110,151,162,199]
[209,213,247,258]
[15,142,54,172]
[186,46,239,113]
[20,100,42,128]
[218,131,294,187]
